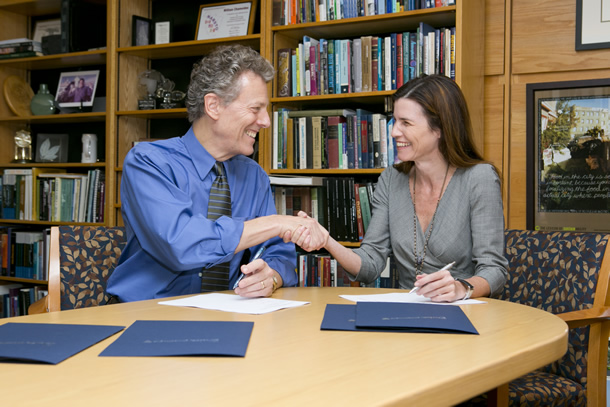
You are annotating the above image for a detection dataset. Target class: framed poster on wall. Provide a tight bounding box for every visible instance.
[526,78,610,232]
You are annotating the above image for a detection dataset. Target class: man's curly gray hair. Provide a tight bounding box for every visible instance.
[186,44,275,123]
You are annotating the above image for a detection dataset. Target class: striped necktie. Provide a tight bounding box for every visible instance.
[201,161,232,292]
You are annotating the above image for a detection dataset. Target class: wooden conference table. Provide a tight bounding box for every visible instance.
[1,287,567,406]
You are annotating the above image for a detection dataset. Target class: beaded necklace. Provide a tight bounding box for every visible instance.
[412,164,450,275]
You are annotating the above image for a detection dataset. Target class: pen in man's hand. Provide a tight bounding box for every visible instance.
[410,261,456,293]
[232,246,266,289]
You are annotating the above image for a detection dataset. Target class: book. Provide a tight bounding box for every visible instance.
[287,108,356,118]
[326,116,347,169]
[371,36,379,91]
[361,36,373,92]
[396,31,404,88]
[354,183,364,241]
[312,116,323,169]
[277,48,292,97]
[358,185,371,233]
[269,175,326,186]
[352,38,362,93]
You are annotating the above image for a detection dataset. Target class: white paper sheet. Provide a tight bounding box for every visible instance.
[339,291,486,306]
[158,293,310,314]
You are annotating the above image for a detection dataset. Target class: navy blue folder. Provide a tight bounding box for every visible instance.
[356,302,478,334]
[321,303,478,334]
[99,320,254,357]
[0,322,125,364]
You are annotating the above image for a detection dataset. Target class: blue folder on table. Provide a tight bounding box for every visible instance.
[356,302,478,334]
[321,303,478,334]
[0,322,125,364]
[99,320,254,357]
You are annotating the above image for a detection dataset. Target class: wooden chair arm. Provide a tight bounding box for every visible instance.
[557,306,610,329]
[28,295,49,315]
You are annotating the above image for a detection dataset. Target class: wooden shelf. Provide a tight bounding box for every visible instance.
[0,50,107,70]
[271,7,456,40]
[117,108,187,119]
[117,35,261,59]
[0,111,106,123]
[0,276,47,285]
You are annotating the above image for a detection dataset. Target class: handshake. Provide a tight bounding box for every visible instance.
[280,210,329,252]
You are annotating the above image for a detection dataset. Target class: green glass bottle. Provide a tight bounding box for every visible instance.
[30,84,56,115]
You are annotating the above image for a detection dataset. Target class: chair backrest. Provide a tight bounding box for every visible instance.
[499,229,610,404]
[47,225,126,312]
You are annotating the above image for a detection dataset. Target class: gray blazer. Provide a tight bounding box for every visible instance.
[353,164,509,295]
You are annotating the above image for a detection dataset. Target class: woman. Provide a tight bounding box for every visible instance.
[290,74,508,302]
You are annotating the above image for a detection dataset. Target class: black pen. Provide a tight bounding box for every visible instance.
[232,246,267,290]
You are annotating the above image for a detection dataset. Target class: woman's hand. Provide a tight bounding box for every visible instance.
[413,268,467,303]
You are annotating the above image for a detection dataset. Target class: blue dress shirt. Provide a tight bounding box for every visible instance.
[107,127,297,302]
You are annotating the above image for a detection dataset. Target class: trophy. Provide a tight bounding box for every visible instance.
[137,69,164,110]
[13,129,32,163]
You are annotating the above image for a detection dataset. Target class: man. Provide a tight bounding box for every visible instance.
[74,77,92,103]
[107,45,325,302]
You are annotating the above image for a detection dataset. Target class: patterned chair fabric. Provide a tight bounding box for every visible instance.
[58,225,126,310]
[497,229,610,406]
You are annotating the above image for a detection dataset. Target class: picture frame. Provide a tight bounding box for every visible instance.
[32,18,61,43]
[526,78,610,233]
[132,15,152,47]
[154,20,172,44]
[55,70,100,108]
[195,0,257,41]
[35,133,69,163]
[575,0,610,50]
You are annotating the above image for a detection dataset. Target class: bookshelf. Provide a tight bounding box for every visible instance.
[260,1,485,252]
[0,0,266,316]
[0,0,113,316]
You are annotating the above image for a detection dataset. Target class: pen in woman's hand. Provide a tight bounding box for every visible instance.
[232,246,266,290]
[411,261,456,293]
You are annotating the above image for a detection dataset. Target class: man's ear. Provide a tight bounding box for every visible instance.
[204,93,221,120]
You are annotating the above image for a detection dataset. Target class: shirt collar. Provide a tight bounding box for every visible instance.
[183,127,217,181]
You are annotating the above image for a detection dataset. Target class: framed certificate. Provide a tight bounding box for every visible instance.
[195,0,257,41]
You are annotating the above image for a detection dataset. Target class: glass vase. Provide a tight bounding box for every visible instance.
[30,84,56,115]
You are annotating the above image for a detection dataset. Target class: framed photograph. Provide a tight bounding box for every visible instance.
[575,0,610,50]
[33,18,61,43]
[195,0,257,41]
[35,133,69,163]
[526,78,610,233]
[154,20,172,44]
[132,15,152,46]
[55,70,100,108]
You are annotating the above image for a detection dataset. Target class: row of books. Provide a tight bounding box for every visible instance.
[0,286,46,318]
[0,227,51,281]
[1,168,105,223]
[272,0,455,25]
[271,176,377,243]
[295,251,398,288]
[0,38,43,59]
[272,108,399,170]
[276,23,455,98]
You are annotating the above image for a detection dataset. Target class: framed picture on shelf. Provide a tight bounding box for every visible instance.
[575,0,610,50]
[526,78,610,233]
[154,19,172,44]
[35,133,69,163]
[32,18,61,43]
[55,70,100,108]
[195,0,257,41]
[132,15,152,46]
